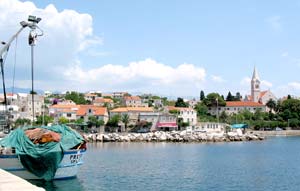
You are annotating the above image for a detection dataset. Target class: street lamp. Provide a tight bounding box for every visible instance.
[216,98,219,126]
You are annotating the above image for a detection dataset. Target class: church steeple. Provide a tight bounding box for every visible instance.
[252,66,260,81]
[251,67,260,102]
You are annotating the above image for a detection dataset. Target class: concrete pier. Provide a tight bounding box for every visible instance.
[0,169,44,191]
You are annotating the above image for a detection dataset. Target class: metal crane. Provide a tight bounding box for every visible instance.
[0,15,42,132]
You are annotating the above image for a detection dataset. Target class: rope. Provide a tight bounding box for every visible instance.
[12,36,18,95]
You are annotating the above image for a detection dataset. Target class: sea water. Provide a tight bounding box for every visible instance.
[32,136,300,191]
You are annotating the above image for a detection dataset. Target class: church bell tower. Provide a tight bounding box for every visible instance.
[251,67,260,102]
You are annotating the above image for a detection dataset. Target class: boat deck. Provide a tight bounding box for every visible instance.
[0,168,44,191]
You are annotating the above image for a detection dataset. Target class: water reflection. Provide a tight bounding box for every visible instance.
[29,178,84,191]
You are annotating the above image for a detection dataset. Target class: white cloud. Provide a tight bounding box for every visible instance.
[240,77,272,88]
[265,16,282,30]
[261,80,272,88]
[274,82,300,98]
[0,0,102,86]
[240,77,251,86]
[288,82,300,90]
[211,75,225,83]
[0,0,206,96]
[64,58,206,95]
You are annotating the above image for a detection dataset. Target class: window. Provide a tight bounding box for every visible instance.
[67,113,71,117]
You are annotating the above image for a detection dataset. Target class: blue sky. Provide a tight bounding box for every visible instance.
[1,0,300,99]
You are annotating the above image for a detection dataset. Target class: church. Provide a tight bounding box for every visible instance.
[244,67,277,105]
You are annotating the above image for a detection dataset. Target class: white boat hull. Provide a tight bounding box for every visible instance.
[0,149,85,180]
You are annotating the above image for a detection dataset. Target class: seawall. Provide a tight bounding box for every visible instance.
[0,168,45,191]
[249,130,300,137]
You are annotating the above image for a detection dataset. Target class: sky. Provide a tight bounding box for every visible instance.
[1,0,300,99]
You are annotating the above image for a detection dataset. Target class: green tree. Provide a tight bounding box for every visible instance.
[203,93,226,107]
[240,109,253,120]
[121,114,130,131]
[235,92,241,101]
[177,117,189,129]
[58,117,69,124]
[88,116,104,127]
[14,118,31,127]
[253,108,263,120]
[175,97,189,107]
[195,102,208,116]
[75,118,84,124]
[35,115,54,125]
[219,111,229,123]
[169,109,179,115]
[266,99,276,112]
[65,91,87,104]
[200,90,205,101]
[106,115,121,132]
[226,91,234,101]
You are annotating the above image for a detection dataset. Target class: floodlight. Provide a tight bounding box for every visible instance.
[28,15,42,24]
[20,21,28,27]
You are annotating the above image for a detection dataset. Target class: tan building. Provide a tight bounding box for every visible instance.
[110,107,154,125]
[84,93,97,102]
[122,96,148,107]
[49,104,108,124]
[93,97,114,108]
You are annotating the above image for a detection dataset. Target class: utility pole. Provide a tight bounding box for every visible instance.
[216,98,219,126]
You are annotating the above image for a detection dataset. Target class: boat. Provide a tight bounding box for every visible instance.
[0,125,86,180]
[0,16,87,181]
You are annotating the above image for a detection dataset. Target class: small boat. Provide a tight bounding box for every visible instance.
[0,125,87,180]
[0,148,86,180]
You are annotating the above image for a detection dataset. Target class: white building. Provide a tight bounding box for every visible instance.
[194,122,226,133]
[167,106,197,126]
[208,101,266,116]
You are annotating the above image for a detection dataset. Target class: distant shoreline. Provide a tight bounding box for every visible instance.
[249,130,300,137]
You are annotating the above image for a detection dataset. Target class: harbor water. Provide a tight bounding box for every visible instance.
[31,136,300,191]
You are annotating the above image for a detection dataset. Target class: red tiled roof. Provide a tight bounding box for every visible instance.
[226,101,264,107]
[76,105,107,116]
[85,93,97,97]
[94,98,113,103]
[124,96,141,101]
[259,91,268,98]
[50,104,79,109]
